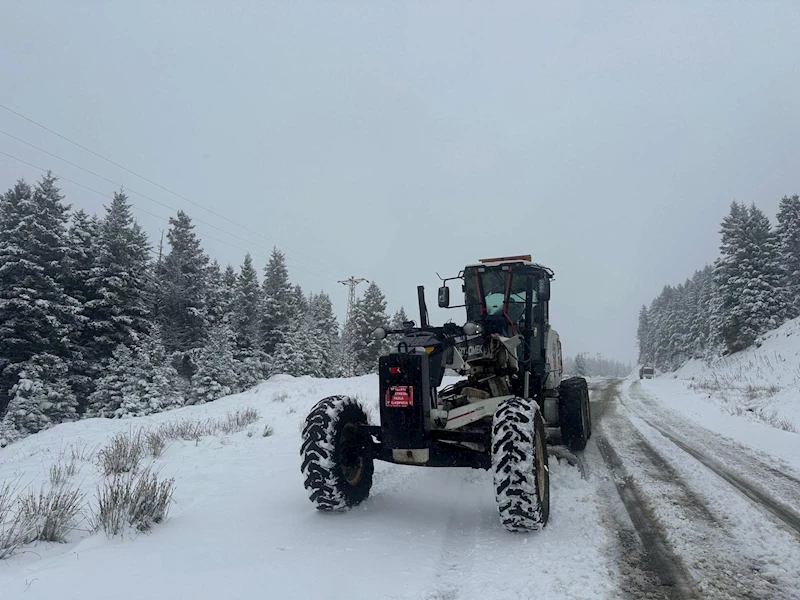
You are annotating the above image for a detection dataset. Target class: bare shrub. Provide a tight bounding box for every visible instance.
[144,430,167,457]
[262,424,274,437]
[49,461,78,487]
[219,408,260,435]
[18,485,85,543]
[272,392,289,403]
[97,430,144,476]
[0,480,31,559]
[92,467,175,536]
[156,418,217,441]
[70,441,97,462]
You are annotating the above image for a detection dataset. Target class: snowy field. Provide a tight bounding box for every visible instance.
[0,375,619,600]
[667,317,800,434]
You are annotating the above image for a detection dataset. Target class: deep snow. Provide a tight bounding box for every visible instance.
[0,375,619,600]
[666,317,800,434]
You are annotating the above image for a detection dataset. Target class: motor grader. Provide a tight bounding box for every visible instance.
[300,255,591,532]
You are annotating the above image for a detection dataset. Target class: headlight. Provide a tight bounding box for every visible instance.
[462,322,482,335]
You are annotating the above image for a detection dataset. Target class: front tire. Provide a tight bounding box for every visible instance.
[492,397,550,532]
[301,395,374,511]
[559,377,591,451]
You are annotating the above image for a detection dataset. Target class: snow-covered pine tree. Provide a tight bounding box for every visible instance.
[189,322,238,404]
[271,286,326,378]
[158,210,210,354]
[351,282,389,375]
[220,264,237,321]
[739,204,787,342]
[0,356,74,445]
[574,353,587,376]
[386,306,410,354]
[233,254,261,350]
[688,266,714,357]
[63,210,101,404]
[636,306,650,364]
[712,202,787,353]
[308,292,340,377]
[83,191,152,371]
[776,194,800,318]
[230,254,266,389]
[712,202,749,353]
[206,259,225,327]
[117,328,182,417]
[260,247,294,356]
[85,344,137,418]
[0,175,76,418]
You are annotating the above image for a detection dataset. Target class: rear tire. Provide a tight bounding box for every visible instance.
[301,395,374,511]
[559,377,591,451]
[492,397,550,532]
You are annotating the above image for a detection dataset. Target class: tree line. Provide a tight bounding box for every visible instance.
[0,173,402,444]
[637,196,800,371]
[563,353,632,378]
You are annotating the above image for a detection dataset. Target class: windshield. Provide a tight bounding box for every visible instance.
[465,268,537,324]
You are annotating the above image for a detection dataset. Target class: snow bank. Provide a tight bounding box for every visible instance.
[660,318,800,433]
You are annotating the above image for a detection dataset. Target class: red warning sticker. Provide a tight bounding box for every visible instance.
[385,385,414,407]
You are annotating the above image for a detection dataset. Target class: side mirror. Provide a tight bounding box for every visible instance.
[370,327,387,341]
[438,285,450,308]
[537,278,551,302]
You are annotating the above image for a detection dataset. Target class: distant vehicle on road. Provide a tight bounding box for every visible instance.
[639,366,654,379]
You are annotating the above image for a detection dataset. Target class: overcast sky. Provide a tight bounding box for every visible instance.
[1,1,799,363]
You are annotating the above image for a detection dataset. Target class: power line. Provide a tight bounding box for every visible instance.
[0,132,342,281]
[0,149,342,284]
[0,102,347,277]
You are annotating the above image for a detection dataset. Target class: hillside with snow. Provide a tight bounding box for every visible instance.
[665,317,800,433]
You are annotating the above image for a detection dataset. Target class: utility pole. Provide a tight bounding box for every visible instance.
[338,277,368,377]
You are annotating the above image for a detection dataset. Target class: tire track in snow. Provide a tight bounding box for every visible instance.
[600,380,800,599]
[638,418,800,538]
[592,381,695,600]
[423,475,481,600]
[624,382,800,537]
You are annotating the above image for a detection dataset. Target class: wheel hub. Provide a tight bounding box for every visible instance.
[339,422,365,485]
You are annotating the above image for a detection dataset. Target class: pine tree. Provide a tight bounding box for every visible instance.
[351,282,388,375]
[636,306,650,364]
[63,210,101,404]
[574,353,587,376]
[117,329,182,417]
[712,202,750,353]
[390,307,409,330]
[233,254,261,350]
[158,210,210,353]
[206,259,225,327]
[712,202,787,353]
[308,292,340,377]
[220,264,237,321]
[0,354,77,445]
[189,323,238,404]
[85,345,137,418]
[261,248,294,355]
[83,191,152,364]
[776,194,800,317]
[0,175,76,415]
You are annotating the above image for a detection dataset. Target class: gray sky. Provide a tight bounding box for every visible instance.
[2,1,799,363]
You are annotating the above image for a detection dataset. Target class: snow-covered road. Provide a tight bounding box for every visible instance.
[590,378,800,599]
[2,375,800,599]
